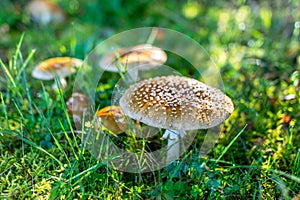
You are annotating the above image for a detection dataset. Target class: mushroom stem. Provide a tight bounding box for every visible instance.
[162,129,186,163]
[127,69,138,82]
[52,78,67,90]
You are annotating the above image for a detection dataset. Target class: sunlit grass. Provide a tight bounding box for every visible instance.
[1,0,300,199]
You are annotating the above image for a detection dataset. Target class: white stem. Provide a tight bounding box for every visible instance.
[162,129,186,163]
[52,78,67,90]
[128,69,138,82]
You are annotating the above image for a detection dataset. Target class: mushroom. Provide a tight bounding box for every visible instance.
[119,75,234,162]
[66,93,127,134]
[66,92,88,124]
[96,106,128,134]
[32,57,83,90]
[26,0,65,25]
[100,44,167,80]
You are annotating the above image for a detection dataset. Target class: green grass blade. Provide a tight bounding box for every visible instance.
[146,28,159,44]
[17,49,36,80]
[12,99,24,119]
[70,162,104,182]
[0,59,16,88]
[13,33,24,71]
[0,92,12,135]
[22,72,35,119]
[58,119,78,160]
[216,124,247,162]
[20,137,63,167]
[32,101,71,166]
[55,75,80,154]
[270,169,300,183]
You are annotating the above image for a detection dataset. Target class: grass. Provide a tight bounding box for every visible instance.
[1,0,300,199]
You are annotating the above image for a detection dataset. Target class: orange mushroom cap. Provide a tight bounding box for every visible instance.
[32,57,83,80]
[96,106,128,134]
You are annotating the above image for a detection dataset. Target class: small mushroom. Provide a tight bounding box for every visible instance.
[100,44,167,80]
[66,92,88,123]
[96,106,128,134]
[26,0,65,25]
[124,44,167,66]
[32,57,83,90]
[119,75,234,162]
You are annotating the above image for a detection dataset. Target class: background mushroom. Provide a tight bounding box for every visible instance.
[66,92,88,124]
[32,57,83,90]
[96,106,128,134]
[66,96,128,135]
[119,75,234,162]
[99,44,167,80]
[26,0,65,25]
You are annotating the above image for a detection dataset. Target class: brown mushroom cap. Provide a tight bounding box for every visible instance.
[99,44,167,72]
[96,106,127,134]
[119,75,234,130]
[66,92,88,116]
[32,57,83,80]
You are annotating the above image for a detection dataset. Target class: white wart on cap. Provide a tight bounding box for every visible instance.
[119,75,234,130]
[32,57,83,80]
[100,44,167,72]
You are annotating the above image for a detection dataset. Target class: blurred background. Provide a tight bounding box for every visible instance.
[1,0,298,65]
